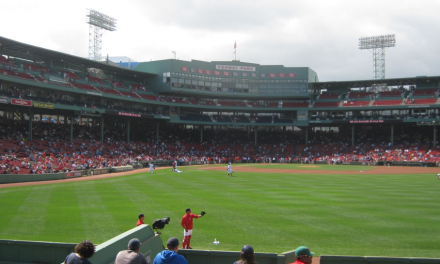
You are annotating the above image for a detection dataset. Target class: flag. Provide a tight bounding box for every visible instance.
[234,41,237,49]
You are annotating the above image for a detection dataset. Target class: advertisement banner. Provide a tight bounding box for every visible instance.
[65,171,82,178]
[34,101,54,109]
[0,97,8,104]
[297,110,308,120]
[105,110,143,118]
[11,98,32,106]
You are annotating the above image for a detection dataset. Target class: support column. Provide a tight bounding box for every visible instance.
[255,129,257,146]
[28,110,33,141]
[200,125,203,143]
[352,125,355,146]
[391,125,394,146]
[127,119,130,143]
[434,126,437,147]
[156,123,160,143]
[101,117,104,143]
[305,127,308,145]
[70,116,74,143]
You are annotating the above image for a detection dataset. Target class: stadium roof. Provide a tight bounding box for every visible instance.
[0,36,156,78]
[313,76,440,90]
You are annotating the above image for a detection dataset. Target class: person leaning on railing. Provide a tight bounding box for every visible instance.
[63,240,95,264]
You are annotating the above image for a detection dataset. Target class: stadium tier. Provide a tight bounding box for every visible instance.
[0,35,440,173]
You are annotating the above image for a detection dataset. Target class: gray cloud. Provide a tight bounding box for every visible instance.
[1,0,440,82]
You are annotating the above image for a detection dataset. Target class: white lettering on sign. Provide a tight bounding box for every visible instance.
[215,65,256,72]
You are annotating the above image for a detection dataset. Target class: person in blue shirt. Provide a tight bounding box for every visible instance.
[153,237,189,264]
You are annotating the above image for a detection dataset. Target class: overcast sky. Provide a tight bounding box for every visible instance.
[2,0,440,82]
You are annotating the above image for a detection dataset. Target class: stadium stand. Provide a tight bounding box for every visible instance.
[0,35,439,175]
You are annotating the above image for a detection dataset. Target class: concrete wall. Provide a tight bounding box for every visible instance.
[0,225,163,264]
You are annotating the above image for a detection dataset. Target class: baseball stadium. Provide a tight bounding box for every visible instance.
[0,26,439,264]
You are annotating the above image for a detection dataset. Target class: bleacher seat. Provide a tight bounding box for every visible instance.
[314,101,339,107]
[343,101,369,107]
[372,100,402,106]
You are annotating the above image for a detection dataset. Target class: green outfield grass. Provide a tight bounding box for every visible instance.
[0,165,439,258]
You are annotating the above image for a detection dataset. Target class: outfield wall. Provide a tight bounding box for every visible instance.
[1,228,439,264]
[320,255,440,264]
[0,225,163,264]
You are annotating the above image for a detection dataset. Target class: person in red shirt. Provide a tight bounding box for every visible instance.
[136,213,145,226]
[289,246,315,264]
[180,208,204,249]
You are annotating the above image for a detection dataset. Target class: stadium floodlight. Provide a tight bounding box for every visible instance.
[359,34,395,80]
[86,9,117,62]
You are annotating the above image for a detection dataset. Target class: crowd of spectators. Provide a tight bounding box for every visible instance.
[0,119,439,174]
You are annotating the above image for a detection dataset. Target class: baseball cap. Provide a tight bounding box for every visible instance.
[241,245,254,255]
[167,237,180,248]
[295,246,315,257]
[186,208,191,212]
[128,238,141,250]
[138,213,144,218]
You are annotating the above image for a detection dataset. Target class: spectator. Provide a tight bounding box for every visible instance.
[63,240,95,264]
[234,245,257,264]
[289,246,314,264]
[152,237,188,264]
[115,238,148,264]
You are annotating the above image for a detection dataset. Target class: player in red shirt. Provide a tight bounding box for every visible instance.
[136,213,145,226]
[181,208,204,249]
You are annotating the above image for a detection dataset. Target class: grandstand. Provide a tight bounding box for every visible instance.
[0,35,440,175]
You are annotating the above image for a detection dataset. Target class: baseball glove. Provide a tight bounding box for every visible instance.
[201,211,206,216]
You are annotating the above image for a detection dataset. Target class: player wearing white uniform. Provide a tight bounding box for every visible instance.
[148,163,154,174]
[173,160,184,173]
[227,162,233,177]
[173,160,177,172]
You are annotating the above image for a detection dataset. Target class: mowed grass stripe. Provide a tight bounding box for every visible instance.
[74,181,120,242]
[44,184,83,242]
[0,185,54,240]
[0,187,32,238]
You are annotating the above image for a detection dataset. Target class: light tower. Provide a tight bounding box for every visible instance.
[359,34,395,80]
[86,9,117,62]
